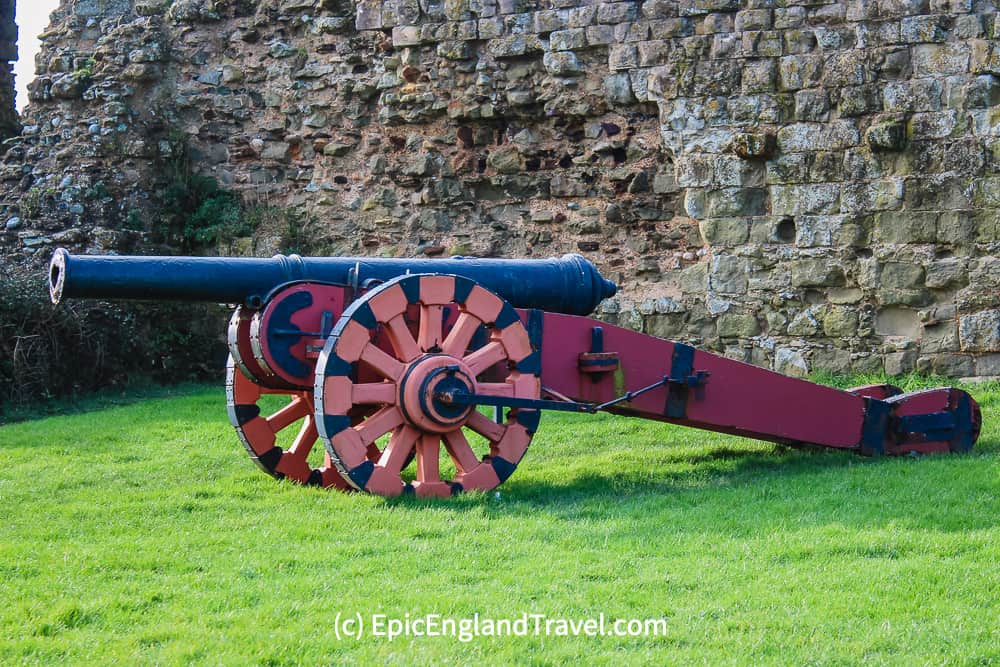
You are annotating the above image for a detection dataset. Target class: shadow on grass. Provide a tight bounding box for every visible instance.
[380,435,1000,534]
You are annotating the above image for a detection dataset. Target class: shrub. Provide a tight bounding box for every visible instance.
[0,270,229,419]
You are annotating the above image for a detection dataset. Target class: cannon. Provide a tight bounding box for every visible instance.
[49,248,982,497]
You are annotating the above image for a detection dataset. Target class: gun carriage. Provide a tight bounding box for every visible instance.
[49,248,982,497]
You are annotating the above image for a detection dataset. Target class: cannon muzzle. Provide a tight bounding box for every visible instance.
[49,248,617,316]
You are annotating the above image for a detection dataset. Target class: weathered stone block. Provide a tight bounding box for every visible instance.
[839,85,881,117]
[684,189,707,219]
[609,44,638,70]
[742,31,783,58]
[766,153,809,184]
[487,145,522,173]
[776,121,859,152]
[884,349,918,375]
[865,121,907,151]
[813,348,854,374]
[710,254,750,294]
[959,310,1000,351]
[700,217,750,246]
[823,52,867,87]
[646,313,687,338]
[829,287,865,304]
[735,9,772,31]
[261,142,291,160]
[543,51,582,75]
[965,75,1000,109]
[694,12,733,35]
[809,152,843,182]
[909,110,959,140]
[823,306,859,337]
[976,353,1000,375]
[783,29,816,55]
[974,176,1000,207]
[856,20,901,48]
[638,40,670,66]
[790,258,845,287]
[880,261,925,289]
[741,59,777,93]
[771,184,841,215]
[972,210,1000,243]
[883,79,943,112]
[488,34,541,57]
[598,1,638,23]
[873,211,937,243]
[717,312,761,337]
[585,24,615,44]
[478,16,503,37]
[794,89,829,121]
[919,353,975,377]
[926,258,969,288]
[778,55,824,90]
[912,43,971,77]
[774,347,809,377]
[680,262,709,293]
[795,215,849,247]
[774,6,805,29]
[565,4,596,27]
[438,40,472,59]
[549,28,586,51]
[900,15,947,44]
[902,174,971,212]
[841,179,904,214]
[676,155,714,187]
[715,155,764,186]
[679,0,739,16]
[603,73,635,104]
[355,0,383,29]
[707,188,767,217]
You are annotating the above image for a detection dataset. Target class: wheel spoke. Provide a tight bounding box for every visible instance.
[378,426,419,475]
[352,382,396,405]
[385,314,421,363]
[418,304,444,352]
[287,415,318,457]
[354,406,405,445]
[443,428,481,474]
[360,344,405,381]
[477,382,515,398]
[464,341,507,376]
[466,410,506,442]
[266,396,309,432]
[442,312,481,357]
[416,433,442,483]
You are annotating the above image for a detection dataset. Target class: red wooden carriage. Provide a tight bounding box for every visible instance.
[49,248,982,497]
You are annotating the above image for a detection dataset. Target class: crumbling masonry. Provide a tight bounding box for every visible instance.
[1,0,999,377]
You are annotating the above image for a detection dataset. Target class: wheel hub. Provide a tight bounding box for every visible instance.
[397,354,477,433]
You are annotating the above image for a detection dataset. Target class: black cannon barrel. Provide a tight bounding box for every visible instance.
[48,248,617,316]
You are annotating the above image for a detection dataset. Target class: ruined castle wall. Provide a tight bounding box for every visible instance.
[2,0,1000,377]
[0,0,17,138]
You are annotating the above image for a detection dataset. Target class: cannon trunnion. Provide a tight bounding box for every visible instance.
[48,249,982,497]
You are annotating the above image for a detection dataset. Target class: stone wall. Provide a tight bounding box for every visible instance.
[0,0,17,139]
[1,0,999,377]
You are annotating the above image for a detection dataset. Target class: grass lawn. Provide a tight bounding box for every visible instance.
[1,377,998,664]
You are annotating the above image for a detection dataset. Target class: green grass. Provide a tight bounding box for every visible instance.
[1,379,999,665]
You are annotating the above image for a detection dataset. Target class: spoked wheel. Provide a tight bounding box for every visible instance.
[226,356,353,489]
[314,274,541,497]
